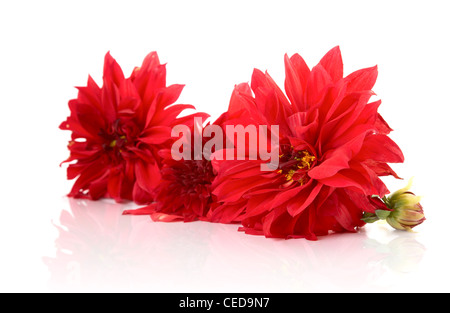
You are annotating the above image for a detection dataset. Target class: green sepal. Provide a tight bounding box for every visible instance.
[375,209,391,220]
[361,212,379,223]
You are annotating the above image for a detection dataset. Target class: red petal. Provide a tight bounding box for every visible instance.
[287,183,322,216]
[149,104,196,128]
[319,46,343,82]
[304,64,332,107]
[103,52,125,86]
[344,65,378,92]
[140,52,161,73]
[135,160,161,194]
[356,134,404,163]
[139,126,171,145]
[123,204,157,215]
[363,159,401,179]
[310,131,367,179]
[284,53,305,111]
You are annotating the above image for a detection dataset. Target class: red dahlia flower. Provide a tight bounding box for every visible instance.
[123,116,225,222]
[210,46,404,240]
[60,52,207,204]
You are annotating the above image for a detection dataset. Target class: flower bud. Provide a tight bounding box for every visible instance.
[385,179,425,231]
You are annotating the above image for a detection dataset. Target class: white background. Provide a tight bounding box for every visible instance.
[1,0,449,292]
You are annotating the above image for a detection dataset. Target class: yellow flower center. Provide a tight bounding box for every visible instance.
[278,150,316,185]
[109,135,127,148]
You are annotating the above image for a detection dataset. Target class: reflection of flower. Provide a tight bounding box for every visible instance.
[203,224,425,292]
[211,47,404,240]
[60,52,207,204]
[43,200,425,291]
[43,199,143,289]
[43,198,212,291]
[365,235,426,273]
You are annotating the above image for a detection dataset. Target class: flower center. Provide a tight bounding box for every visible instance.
[163,159,215,196]
[99,119,137,155]
[109,135,127,149]
[278,148,316,185]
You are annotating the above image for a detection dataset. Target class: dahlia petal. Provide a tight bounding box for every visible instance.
[118,79,140,112]
[270,186,304,211]
[304,64,332,106]
[326,92,373,140]
[66,163,83,180]
[251,69,292,121]
[143,64,167,105]
[356,134,404,163]
[101,53,124,123]
[149,104,196,128]
[64,144,103,167]
[318,167,378,196]
[139,126,172,145]
[353,162,389,196]
[68,162,109,199]
[151,213,185,222]
[59,117,94,141]
[228,83,254,116]
[284,53,304,111]
[126,146,154,164]
[321,123,373,154]
[344,65,378,92]
[132,182,153,205]
[71,101,106,137]
[319,46,343,82]
[299,208,318,240]
[335,201,357,232]
[375,113,394,134]
[289,53,311,86]
[284,53,310,111]
[131,52,162,102]
[156,84,185,111]
[135,160,161,193]
[335,190,366,231]
[264,71,292,111]
[287,183,323,216]
[355,99,381,127]
[101,80,119,123]
[123,204,157,215]
[86,171,110,200]
[287,111,319,142]
[314,185,336,212]
[241,194,274,218]
[140,52,161,74]
[363,159,401,179]
[210,201,246,223]
[107,169,124,202]
[212,157,261,177]
[287,136,316,153]
[221,162,271,179]
[308,149,351,180]
[345,189,381,215]
[76,76,102,111]
[175,112,211,129]
[263,208,300,238]
[252,69,275,110]
[214,175,272,203]
[238,226,264,236]
[315,171,359,190]
[103,52,126,87]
